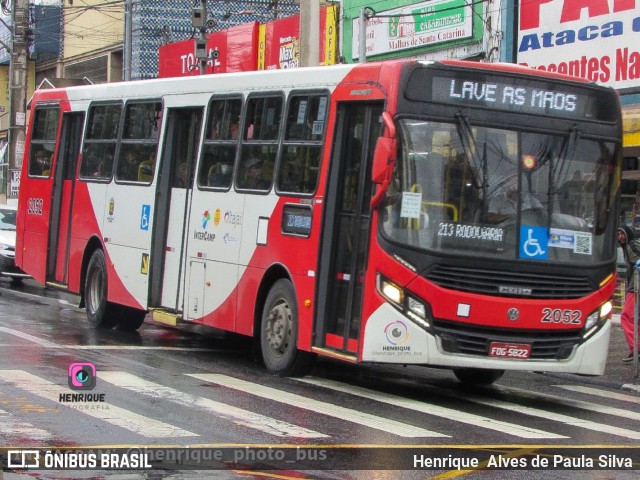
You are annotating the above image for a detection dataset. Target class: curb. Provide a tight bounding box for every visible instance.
[622,383,640,393]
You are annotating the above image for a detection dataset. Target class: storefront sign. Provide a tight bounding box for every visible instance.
[517,1,640,89]
[351,0,473,60]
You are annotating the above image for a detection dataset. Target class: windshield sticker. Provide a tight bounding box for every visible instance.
[573,232,592,255]
[519,225,548,260]
[400,192,422,219]
[548,228,575,249]
[548,229,592,255]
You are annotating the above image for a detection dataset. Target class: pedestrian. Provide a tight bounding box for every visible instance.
[617,224,640,363]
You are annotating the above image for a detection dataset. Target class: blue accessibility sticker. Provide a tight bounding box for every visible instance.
[140,204,150,231]
[519,225,548,260]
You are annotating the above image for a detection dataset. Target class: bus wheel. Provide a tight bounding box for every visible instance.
[117,307,146,332]
[85,249,119,329]
[261,279,315,377]
[453,368,504,386]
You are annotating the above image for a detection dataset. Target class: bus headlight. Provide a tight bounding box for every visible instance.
[377,274,431,330]
[378,276,404,306]
[584,301,612,337]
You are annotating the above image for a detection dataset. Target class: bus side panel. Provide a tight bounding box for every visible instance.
[235,265,263,336]
[65,182,143,310]
[65,182,106,293]
[100,183,154,309]
[290,273,316,352]
[232,196,323,349]
[18,178,54,284]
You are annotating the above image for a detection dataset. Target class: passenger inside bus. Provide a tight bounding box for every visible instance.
[486,175,542,224]
[120,149,140,180]
[138,160,154,182]
[230,122,239,140]
[30,148,51,176]
[176,162,189,187]
[243,157,270,190]
[207,160,233,188]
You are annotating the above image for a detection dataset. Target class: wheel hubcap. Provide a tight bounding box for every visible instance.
[266,300,291,356]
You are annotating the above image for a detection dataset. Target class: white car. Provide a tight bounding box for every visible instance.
[0,204,29,284]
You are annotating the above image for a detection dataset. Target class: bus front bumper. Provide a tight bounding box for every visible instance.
[361,304,611,376]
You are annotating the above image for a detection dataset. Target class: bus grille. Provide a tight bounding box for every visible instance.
[427,265,594,299]
[433,320,581,360]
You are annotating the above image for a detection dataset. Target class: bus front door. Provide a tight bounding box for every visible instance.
[46,112,84,285]
[149,107,203,312]
[315,102,383,356]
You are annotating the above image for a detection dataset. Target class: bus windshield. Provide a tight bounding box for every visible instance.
[381,118,618,265]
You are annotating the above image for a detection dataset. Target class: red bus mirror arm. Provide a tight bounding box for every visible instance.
[371,111,397,208]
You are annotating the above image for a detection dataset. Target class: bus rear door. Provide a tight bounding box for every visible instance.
[315,102,383,357]
[149,107,203,312]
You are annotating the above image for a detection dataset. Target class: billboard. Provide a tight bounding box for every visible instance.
[158,22,259,77]
[259,5,338,70]
[159,5,338,77]
[517,0,640,89]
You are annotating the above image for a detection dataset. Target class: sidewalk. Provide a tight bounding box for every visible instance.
[544,314,640,394]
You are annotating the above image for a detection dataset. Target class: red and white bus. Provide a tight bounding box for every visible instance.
[16,60,622,384]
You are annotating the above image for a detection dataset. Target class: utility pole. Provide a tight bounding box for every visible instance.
[300,0,319,67]
[6,0,29,201]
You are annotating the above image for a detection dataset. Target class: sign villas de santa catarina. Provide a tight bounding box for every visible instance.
[517,0,640,89]
[351,0,473,59]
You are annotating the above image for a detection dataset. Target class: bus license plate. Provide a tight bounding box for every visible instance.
[488,342,531,359]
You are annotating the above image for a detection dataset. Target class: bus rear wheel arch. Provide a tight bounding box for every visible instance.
[453,368,504,386]
[260,278,315,377]
[84,249,146,331]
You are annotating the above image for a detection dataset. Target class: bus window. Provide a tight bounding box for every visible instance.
[236,95,282,191]
[200,145,235,188]
[206,97,241,141]
[28,107,59,177]
[115,101,162,183]
[199,98,241,189]
[80,103,121,180]
[276,94,327,195]
[243,96,282,141]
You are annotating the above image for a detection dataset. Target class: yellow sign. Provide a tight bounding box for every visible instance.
[141,253,149,275]
[623,107,640,149]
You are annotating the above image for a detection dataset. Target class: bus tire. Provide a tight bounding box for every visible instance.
[85,249,119,329]
[261,279,315,377]
[117,307,146,332]
[453,368,504,386]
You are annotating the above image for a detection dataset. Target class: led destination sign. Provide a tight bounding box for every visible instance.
[433,77,587,119]
[405,68,616,122]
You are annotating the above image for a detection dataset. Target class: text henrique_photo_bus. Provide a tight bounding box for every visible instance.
[15,59,622,385]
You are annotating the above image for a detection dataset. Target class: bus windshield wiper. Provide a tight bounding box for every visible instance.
[454,112,485,190]
[553,126,580,185]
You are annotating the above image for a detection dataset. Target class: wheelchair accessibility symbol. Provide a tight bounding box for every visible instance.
[140,204,150,231]
[519,225,548,260]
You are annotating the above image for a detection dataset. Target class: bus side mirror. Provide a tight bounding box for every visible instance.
[372,137,396,185]
[371,112,396,208]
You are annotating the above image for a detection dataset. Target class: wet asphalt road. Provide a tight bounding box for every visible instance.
[0,278,639,479]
